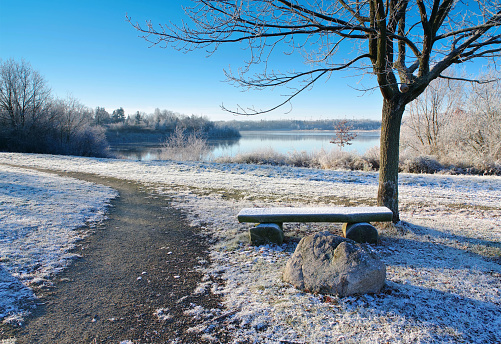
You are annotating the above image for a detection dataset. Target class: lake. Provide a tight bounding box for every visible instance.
[111,130,380,161]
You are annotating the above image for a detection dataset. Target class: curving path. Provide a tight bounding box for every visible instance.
[3,173,226,343]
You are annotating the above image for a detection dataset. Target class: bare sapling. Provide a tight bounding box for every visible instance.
[330,120,357,149]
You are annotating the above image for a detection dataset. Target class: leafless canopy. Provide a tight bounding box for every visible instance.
[129,0,501,114]
[0,59,51,129]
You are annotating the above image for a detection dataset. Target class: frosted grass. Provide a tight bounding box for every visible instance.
[0,153,500,343]
[0,164,117,325]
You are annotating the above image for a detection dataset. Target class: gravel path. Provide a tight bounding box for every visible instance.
[1,172,226,343]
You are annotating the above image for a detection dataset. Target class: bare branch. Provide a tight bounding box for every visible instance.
[438,74,498,85]
[221,70,327,115]
[222,53,372,115]
[130,0,501,111]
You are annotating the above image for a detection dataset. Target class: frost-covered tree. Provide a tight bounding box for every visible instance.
[130,1,501,221]
[403,73,465,156]
[0,59,51,131]
[403,71,501,167]
[460,74,501,161]
[94,106,111,125]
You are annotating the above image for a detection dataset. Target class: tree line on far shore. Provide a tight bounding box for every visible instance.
[220,119,381,131]
[102,108,241,145]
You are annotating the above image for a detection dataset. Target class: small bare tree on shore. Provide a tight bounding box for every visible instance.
[330,120,358,148]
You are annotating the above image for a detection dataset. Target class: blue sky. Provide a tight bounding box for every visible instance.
[0,1,426,121]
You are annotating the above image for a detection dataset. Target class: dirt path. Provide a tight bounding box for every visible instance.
[2,173,227,343]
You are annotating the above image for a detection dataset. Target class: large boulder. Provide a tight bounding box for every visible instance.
[283,231,386,296]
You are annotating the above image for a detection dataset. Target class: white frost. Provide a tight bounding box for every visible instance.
[0,164,117,324]
[0,153,500,343]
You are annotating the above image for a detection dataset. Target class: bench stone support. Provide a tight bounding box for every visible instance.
[249,223,284,246]
[342,222,378,244]
[239,206,392,246]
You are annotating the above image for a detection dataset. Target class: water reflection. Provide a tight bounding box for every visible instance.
[111,130,380,161]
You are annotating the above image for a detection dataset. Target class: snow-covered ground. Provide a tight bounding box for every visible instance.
[0,163,117,326]
[1,152,500,343]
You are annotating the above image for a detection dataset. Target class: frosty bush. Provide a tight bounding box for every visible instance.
[216,147,381,172]
[218,148,288,166]
[399,155,444,174]
[287,150,317,168]
[161,127,211,161]
[314,148,378,171]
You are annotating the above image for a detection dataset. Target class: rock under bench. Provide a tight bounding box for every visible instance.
[237,206,393,245]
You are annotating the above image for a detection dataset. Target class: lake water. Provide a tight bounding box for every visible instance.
[111,130,380,161]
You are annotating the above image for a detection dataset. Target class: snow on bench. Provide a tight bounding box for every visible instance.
[237,206,393,246]
[237,206,393,224]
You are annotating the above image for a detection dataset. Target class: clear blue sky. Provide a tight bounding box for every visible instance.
[1,1,391,121]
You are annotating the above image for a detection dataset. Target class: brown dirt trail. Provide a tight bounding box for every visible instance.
[1,172,226,343]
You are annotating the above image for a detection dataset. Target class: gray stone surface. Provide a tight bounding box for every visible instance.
[249,223,284,246]
[283,232,386,296]
[342,222,379,244]
[238,206,393,224]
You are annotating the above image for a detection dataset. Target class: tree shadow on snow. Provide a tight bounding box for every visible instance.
[368,280,501,343]
[380,221,501,269]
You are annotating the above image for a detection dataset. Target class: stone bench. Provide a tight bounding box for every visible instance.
[237,206,393,245]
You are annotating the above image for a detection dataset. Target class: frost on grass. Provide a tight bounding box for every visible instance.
[0,164,117,324]
[0,265,34,326]
[154,308,173,322]
[1,153,500,343]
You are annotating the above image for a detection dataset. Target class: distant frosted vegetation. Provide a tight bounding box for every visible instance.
[219,118,382,131]
[1,59,499,175]
[0,59,239,157]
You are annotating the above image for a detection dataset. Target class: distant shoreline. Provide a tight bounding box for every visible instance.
[238,129,380,134]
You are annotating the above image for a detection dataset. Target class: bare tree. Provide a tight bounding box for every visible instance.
[52,96,93,143]
[403,73,464,156]
[130,1,501,221]
[461,73,501,161]
[330,119,357,148]
[0,59,51,131]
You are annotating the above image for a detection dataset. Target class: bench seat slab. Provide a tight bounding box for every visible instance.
[238,206,393,224]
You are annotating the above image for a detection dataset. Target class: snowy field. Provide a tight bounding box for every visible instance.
[0,152,500,343]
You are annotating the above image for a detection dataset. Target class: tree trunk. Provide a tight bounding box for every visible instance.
[378,98,405,223]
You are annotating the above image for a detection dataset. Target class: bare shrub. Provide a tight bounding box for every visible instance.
[68,125,110,157]
[160,127,211,161]
[286,150,316,168]
[399,155,443,174]
[221,148,288,166]
[362,146,380,170]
